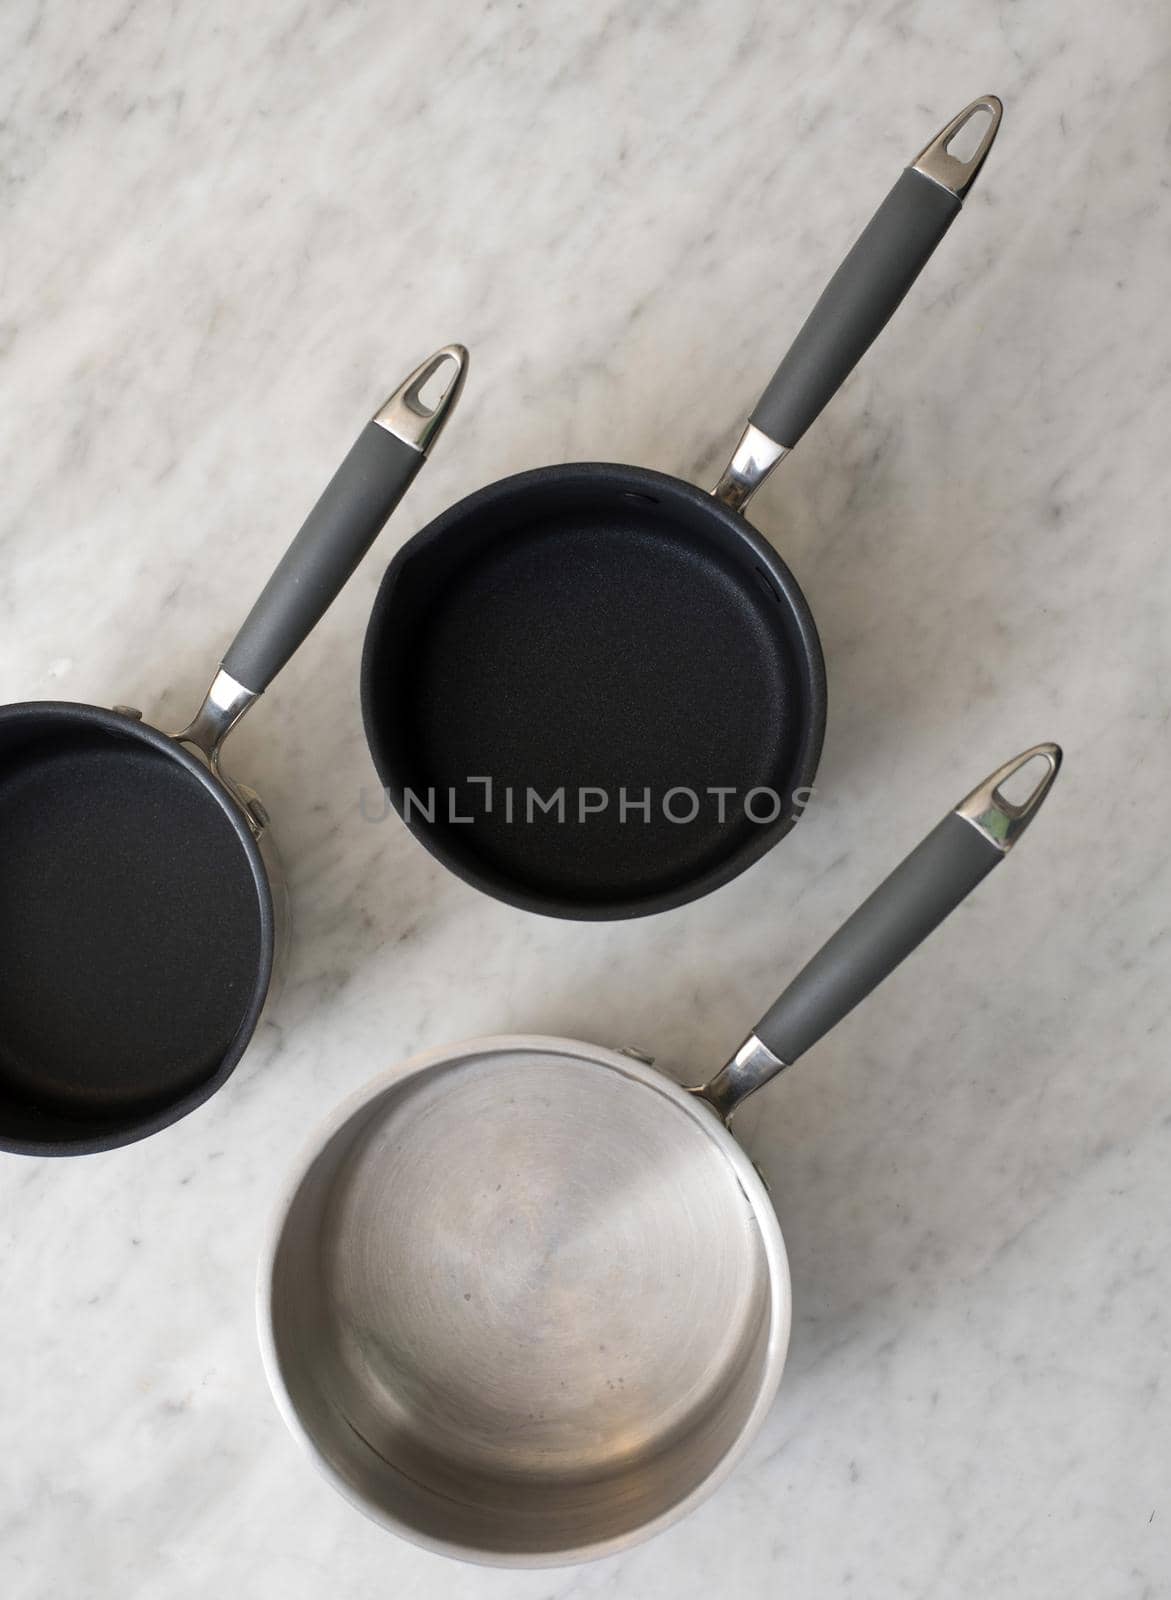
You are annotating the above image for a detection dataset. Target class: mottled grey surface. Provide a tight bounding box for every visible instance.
[1,1,1168,1595]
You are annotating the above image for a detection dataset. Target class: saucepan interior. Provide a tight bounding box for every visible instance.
[259,1038,790,1565]
[362,465,826,919]
[0,704,273,1155]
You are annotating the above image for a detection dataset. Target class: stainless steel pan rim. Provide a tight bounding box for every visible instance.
[256,1033,792,1569]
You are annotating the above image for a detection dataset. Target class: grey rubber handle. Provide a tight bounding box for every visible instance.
[750,168,961,450]
[755,812,1000,1064]
[222,423,422,694]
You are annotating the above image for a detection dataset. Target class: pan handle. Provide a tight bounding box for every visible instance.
[712,97,1002,512]
[175,346,468,763]
[223,344,468,695]
[694,743,1061,1118]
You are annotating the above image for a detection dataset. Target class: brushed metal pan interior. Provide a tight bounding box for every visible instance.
[258,1037,791,1566]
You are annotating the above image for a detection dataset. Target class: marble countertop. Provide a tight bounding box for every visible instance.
[2,2,1169,1594]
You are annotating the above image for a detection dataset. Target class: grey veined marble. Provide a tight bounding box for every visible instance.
[1,1,1169,1595]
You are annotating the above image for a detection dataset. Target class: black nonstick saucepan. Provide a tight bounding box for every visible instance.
[362,97,1002,920]
[0,346,467,1156]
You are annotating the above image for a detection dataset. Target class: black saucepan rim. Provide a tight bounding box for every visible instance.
[0,702,275,1157]
[361,462,827,920]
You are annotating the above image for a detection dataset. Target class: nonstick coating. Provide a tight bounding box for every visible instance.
[362,465,825,919]
[0,706,272,1154]
[260,1038,790,1564]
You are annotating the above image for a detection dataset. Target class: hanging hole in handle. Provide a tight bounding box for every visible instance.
[993,751,1054,814]
[954,742,1061,850]
[374,344,469,453]
[912,95,1003,200]
[405,352,460,419]
[945,105,995,165]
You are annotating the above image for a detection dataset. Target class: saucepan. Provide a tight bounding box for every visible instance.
[0,345,467,1156]
[260,741,1061,1566]
[361,96,1002,919]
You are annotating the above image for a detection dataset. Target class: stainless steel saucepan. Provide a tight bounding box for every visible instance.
[259,743,1061,1566]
